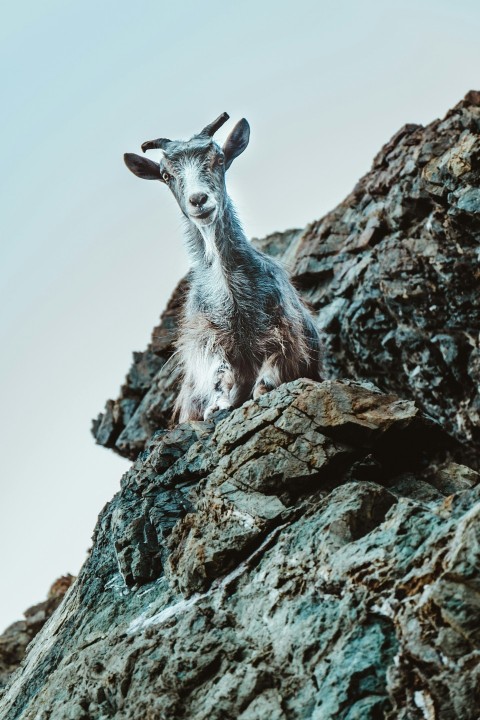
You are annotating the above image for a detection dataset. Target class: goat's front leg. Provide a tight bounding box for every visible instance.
[252,357,283,400]
[203,360,235,420]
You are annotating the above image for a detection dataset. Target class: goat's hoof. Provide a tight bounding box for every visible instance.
[203,404,219,420]
[253,381,276,400]
[204,400,232,421]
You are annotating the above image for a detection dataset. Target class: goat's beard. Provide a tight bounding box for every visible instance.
[189,208,218,228]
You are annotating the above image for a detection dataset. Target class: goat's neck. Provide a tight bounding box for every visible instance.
[185,196,253,274]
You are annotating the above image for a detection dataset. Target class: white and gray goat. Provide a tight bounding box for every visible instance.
[124,113,322,422]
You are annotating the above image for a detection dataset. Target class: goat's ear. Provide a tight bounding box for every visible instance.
[124,153,162,181]
[223,119,250,170]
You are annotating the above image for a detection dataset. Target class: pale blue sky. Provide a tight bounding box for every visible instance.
[0,0,479,630]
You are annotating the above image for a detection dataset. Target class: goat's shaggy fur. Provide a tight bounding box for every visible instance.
[124,114,322,422]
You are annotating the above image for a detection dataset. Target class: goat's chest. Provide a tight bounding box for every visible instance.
[190,265,257,320]
[186,292,269,363]
[189,258,282,351]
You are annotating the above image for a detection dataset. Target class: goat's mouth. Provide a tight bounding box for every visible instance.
[190,207,216,222]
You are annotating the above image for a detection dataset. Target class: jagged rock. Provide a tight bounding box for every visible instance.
[92,93,480,467]
[3,95,480,720]
[2,380,480,719]
[0,576,74,691]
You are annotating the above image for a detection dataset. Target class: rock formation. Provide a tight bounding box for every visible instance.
[1,93,479,719]
[93,91,480,469]
[0,576,74,692]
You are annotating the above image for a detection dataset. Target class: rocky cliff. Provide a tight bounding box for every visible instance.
[1,93,479,720]
[93,91,480,469]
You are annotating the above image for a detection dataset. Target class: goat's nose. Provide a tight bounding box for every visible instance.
[189,192,208,208]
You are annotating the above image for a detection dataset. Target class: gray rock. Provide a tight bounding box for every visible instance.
[2,380,480,719]
[0,576,74,692]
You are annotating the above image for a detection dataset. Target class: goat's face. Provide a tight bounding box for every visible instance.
[158,139,225,227]
[124,114,250,229]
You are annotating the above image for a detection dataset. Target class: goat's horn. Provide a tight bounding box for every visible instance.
[198,112,230,138]
[141,138,171,153]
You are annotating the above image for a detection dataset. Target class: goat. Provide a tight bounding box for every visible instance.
[124,113,322,422]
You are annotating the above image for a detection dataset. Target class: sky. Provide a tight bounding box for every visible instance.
[0,0,479,631]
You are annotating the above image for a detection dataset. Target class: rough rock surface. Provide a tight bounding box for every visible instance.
[92,92,480,467]
[2,380,480,719]
[0,576,74,691]
[2,94,480,719]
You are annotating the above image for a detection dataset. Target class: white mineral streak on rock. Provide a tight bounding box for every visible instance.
[127,523,288,634]
[104,573,129,595]
[414,689,436,719]
[371,597,395,619]
[417,583,434,607]
[127,593,204,634]
[231,508,256,529]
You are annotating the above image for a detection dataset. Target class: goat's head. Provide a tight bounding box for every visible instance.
[124,113,250,227]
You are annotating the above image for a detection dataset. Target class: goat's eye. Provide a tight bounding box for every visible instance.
[217,156,224,166]
[162,171,171,182]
